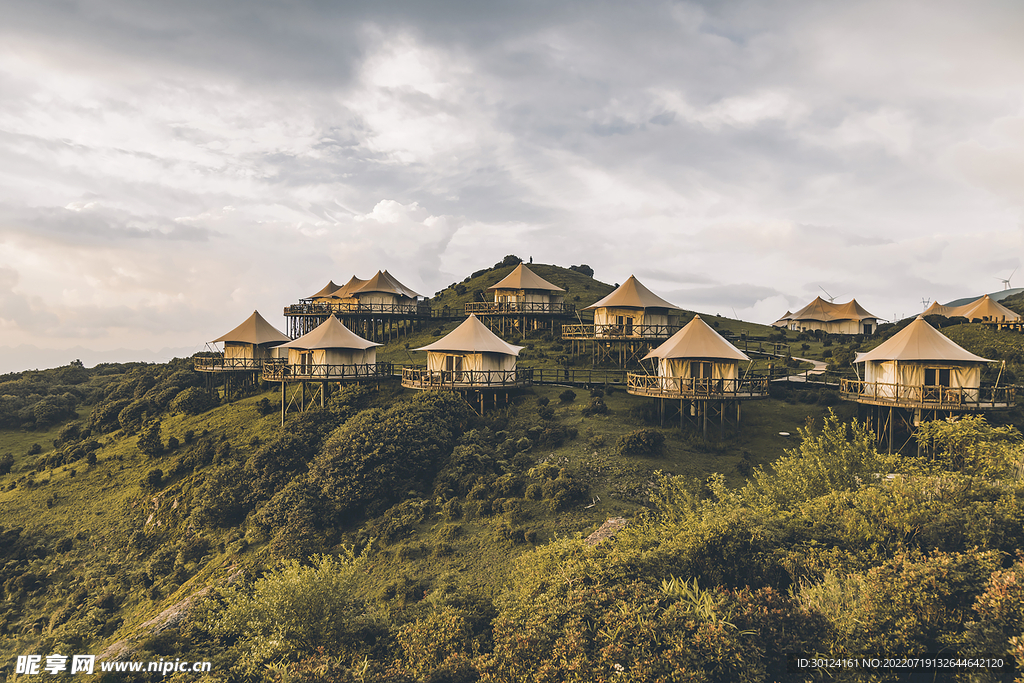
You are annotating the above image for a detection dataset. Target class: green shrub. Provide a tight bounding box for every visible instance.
[558,389,576,404]
[615,428,665,456]
[441,498,462,521]
[214,552,376,670]
[582,397,609,416]
[311,391,473,517]
[169,387,218,416]
[962,554,1024,661]
[144,468,163,489]
[255,397,275,416]
[117,398,150,433]
[539,424,576,447]
[137,420,163,456]
[744,410,897,509]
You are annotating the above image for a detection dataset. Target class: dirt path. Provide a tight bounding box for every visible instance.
[778,356,829,382]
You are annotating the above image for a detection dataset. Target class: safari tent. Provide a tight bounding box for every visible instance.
[212,310,290,363]
[416,315,522,377]
[486,263,565,312]
[350,270,421,312]
[584,275,682,335]
[778,297,878,335]
[642,315,750,387]
[851,316,991,404]
[922,294,1021,322]
[275,316,380,374]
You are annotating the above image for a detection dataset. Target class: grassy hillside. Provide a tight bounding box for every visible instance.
[3,264,1024,680]
[0,348,849,674]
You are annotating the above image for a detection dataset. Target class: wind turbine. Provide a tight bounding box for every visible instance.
[995,268,1016,291]
[818,286,838,303]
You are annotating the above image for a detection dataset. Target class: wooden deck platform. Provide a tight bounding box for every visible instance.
[626,374,770,400]
[465,301,575,316]
[400,367,531,391]
[561,323,680,340]
[261,361,394,382]
[839,378,1014,411]
[194,355,265,372]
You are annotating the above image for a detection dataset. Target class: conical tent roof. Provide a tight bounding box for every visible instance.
[772,311,793,327]
[353,270,421,299]
[276,316,380,351]
[789,296,877,322]
[921,294,1020,321]
[333,275,369,299]
[957,295,1020,321]
[642,315,750,362]
[487,264,565,292]
[923,300,953,317]
[856,317,992,364]
[584,275,680,311]
[309,280,342,299]
[212,311,290,345]
[415,315,524,355]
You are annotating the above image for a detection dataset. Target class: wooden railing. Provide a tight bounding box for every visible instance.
[522,367,628,386]
[194,355,265,372]
[465,301,576,316]
[627,373,770,399]
[261,361,394,382]
[561,323,682,340]
[839,378,1015,409]
[285,301,433,316]
[401,367,531,390]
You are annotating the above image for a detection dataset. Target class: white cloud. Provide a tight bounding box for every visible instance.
[0,1,1022,364]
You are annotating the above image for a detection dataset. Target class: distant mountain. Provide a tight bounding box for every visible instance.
[944,287,1024,307]
[0,344,201,374]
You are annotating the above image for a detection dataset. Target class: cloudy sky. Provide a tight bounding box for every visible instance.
[1,0,1022,371]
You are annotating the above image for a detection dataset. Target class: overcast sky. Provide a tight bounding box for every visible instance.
[1,0,1022,371]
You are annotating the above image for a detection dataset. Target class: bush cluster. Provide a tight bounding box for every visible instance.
[615,428,665,456]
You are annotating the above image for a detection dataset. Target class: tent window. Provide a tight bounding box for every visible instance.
[863,323,873,335]
[924,368,951,387]
[690,361,712,379]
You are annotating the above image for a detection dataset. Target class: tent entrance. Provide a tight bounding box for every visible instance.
[923,367,951,402]
[445,355,464,382]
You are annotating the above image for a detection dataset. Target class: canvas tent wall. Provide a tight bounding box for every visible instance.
[585,275,682,331]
